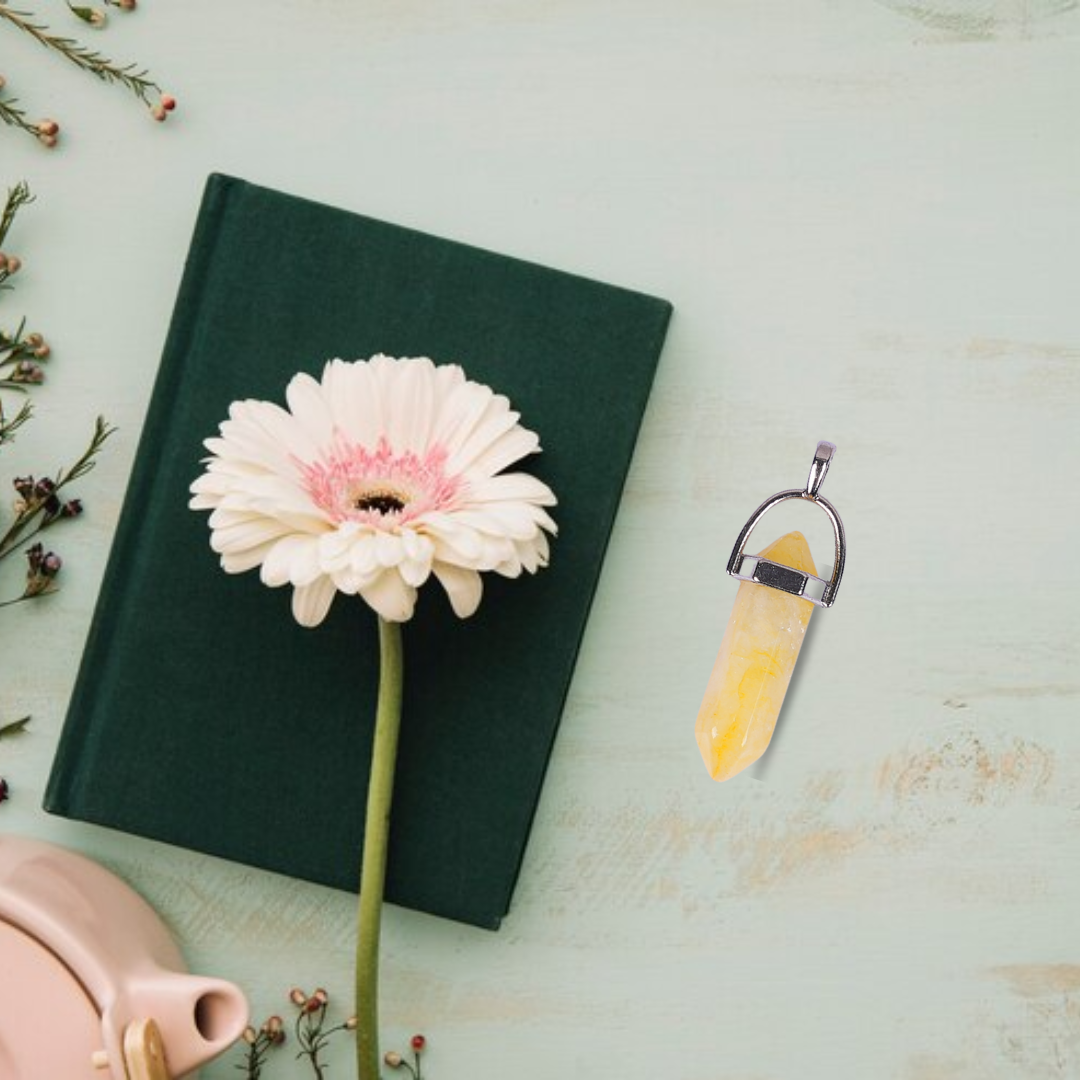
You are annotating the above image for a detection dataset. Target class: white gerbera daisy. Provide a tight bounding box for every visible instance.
[190,355,557,626]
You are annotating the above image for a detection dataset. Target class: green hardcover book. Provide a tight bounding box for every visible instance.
[45,174,672,930]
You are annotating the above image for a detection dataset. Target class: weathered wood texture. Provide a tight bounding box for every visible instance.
[2,2,1078,1077]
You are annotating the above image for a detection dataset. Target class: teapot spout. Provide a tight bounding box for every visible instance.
[119,972,248,1078]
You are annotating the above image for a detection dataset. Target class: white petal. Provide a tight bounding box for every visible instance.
[466,471,557,506]
[374,530,403,568]
[208,507,263,530]
[291,576,338,628]
[328,358,384,448]
[261,535,315,587]
[210,518,290,555]
[247,505,333,535]
[242,398,318,464]
[350,539,380,576]
[359,569,417,622]
[454,504,538,542]
[280,535,323,587]
[442,393,521,474]
[387,357,436,453]
[431,362,467,409]
[419,512,483,561]
[399,556,432,588]
[476,534,517,568]
[433,563,483,618]
[330,567,363,594]
[190,477,232,504]
[459,426,540,479]
[286,372,335,448]
[531,530,551,568]
[534,506,558,535]
[318,523,362,569]
[514,533,550,574]
[396,528,434,586]
[221,542,277,574]
[400,528,429,561]
[217,403,303,473]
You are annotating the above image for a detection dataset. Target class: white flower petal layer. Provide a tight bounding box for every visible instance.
[190,356,557,627]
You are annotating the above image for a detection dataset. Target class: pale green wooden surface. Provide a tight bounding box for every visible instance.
[2,2,1079,1077]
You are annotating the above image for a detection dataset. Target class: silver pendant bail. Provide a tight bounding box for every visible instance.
[805,440,835,498]
[726,440,847,608]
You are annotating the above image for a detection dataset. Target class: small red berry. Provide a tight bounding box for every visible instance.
[160,94,177,112]
[411,1034,426,1051]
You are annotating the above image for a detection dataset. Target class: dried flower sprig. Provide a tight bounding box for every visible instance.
[0,3,174,146]
[383,1034,428,1080]
[290,987,357,1079]
[67,3,107,29]
[0,181,111,772]
[0,693,30,809]
[236,989,358,1080]
[0,717,30,739]
[0,185,50,424]
[0,180,32,246]
[0,182,108,808]
[0,77,57,145]
[0,415,113,578]
[0,421,110,611]
[237,1015,286,1080]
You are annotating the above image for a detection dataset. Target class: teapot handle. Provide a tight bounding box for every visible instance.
[123,1019,171,1080]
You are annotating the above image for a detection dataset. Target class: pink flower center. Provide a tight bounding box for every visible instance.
[298,435,462,526]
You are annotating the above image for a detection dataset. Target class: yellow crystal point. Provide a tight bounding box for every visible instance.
[696,531,817,782]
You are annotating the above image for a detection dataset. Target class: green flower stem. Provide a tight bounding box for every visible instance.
[356,616,404,1080]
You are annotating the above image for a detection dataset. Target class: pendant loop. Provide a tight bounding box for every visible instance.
[726,442,846,608]
[805,440,835,498]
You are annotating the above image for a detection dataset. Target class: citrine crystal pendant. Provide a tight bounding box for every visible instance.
[696,441,846,782]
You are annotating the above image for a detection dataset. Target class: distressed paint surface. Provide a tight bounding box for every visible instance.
[1,2,1078,1077]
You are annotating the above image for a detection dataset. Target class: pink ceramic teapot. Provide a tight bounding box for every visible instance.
[0,833,248,1079]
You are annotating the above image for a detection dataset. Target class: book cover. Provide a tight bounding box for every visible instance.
[45,174,672,930]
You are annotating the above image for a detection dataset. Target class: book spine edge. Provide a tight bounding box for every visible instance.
[43,174,239,815]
